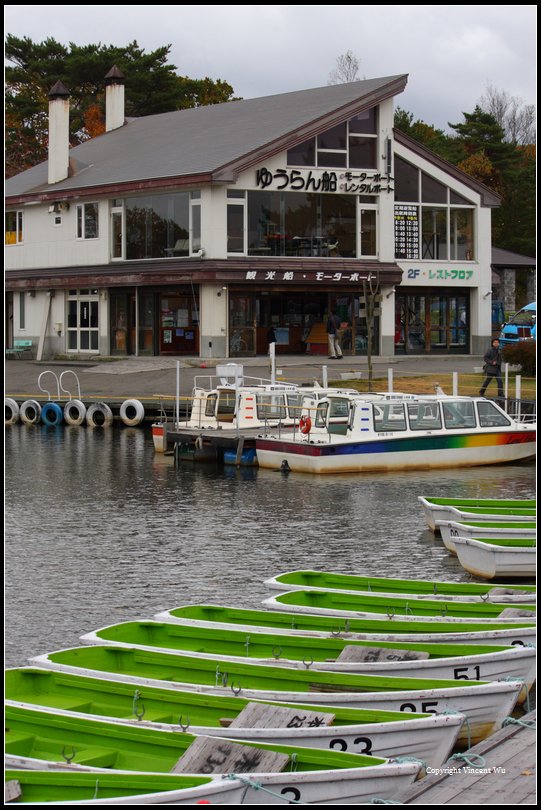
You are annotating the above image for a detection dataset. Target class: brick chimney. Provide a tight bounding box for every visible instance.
[105,65,126,132]
[48,80,70,185]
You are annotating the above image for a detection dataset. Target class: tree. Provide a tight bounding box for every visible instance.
[478,84,536,145]
[328,51,361,84]
[5,35,238,176]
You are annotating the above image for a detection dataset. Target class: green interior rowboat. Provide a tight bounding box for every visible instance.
[420,498,536,508]
[261,589,536,621]
[156,604,536,645]
[263,570,536,600]
[3,769,235,805]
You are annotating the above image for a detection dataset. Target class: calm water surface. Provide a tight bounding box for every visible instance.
[5,425,536,668]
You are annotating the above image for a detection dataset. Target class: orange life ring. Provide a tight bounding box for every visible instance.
[299,415,312,434]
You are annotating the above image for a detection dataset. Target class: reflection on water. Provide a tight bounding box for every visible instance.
[5,425,536,668]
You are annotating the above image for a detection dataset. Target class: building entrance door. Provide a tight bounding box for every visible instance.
[395,290,469,354]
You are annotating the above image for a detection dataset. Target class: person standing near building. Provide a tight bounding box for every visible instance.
[479,338,504,398]
[327,311,343,359]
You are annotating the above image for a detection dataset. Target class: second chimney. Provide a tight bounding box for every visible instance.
[105,65,126,132]
[48,80,70,185]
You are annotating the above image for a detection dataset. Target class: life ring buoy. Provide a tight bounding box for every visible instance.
[64,399,87,427]
[299,415,312,434]
[19,400,42,426]
[86,402,114,428]
[41,402,64,426]
[119,399,145,427]
[5,398,20,425]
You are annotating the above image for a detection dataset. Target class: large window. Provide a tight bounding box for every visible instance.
[5,210,23,244]
[394,157,475,261]
[287,108,378,170]
[247,191,358,258]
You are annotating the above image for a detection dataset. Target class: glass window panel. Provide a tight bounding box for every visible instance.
[360,209,377,256]
[407,402,442,430]
[79,302,90,328]
[287,138,316,166]
[84,203,99,238]
[67,301,77,328]
[317,152,347,168]
[395,156,419,202]
[90,301,99,328]
[80,331,90,350]
[422,208,448,260]
[422,174,447,203]
[284,192,317,244]
[257,394,287,420]
[477,402,511,427]
[450,208,474,260]
[227,204,245,253]
[112,211,123,258]
[19,291,25,329]
[204,393,217,417]
[321,194,356,258]
[68,331,77,350]
[5,211,23,244]
[191,204,201,251]
[450,190,474,205]
[349,108,377,134]
[248,191,282,255]
[315,400,328,427]
[349,137,377,169]
[126,193,189,259]
[442,401,476,429]
[318,122,347,150]
[227,189,245,198]
[90,331,99,351]
[76,206,83,239]
[373,403,407,431]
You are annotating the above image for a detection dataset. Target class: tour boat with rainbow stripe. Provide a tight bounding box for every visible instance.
[254,392,536,474]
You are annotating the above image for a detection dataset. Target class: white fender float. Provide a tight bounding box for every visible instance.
[5,398,20,425]
[41,402,64,426]
[119,399,145,427]
[86,402,114,428]
[64,399,87,427]
[19,400,42,426]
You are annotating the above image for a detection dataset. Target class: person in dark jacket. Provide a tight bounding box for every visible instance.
[479,338,504,398]
[326,311,343,359]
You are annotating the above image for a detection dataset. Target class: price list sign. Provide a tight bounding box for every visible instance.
[394,205,419,259]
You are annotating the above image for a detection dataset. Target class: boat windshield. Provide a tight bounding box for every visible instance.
[256,393,287,421]
[373,403,407,432]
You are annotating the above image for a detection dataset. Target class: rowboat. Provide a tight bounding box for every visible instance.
[155,604,537,646]
[437,520,536,551]
[3,768,248,805]
[263,569,536,603]
[260,589,536,623]
[79,619,537,688]
[254,392,536,474]
[418,496,536,532]
[28,644,524,743]
[418,497,536,532]
[5,706,421,805]
[6,667,465,767]
[442,533,536,556]
[453,537,537,580]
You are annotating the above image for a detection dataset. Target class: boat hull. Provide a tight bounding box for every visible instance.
[256,429,536,474]
[418,497,536,532]
[453,537,537,580]
[437,521,537,554]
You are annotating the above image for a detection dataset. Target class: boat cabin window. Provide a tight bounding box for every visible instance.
[476,401,512,427]
[256,393,287,421]
[407,402,442,430]
[442,400,476,429]
[314,400,329,427]
[204,393,218,417]
[216,390,236,421]
[373,403,407,431]
[326,397,352,434]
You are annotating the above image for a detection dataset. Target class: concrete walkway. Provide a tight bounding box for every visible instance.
[5,354,484,399]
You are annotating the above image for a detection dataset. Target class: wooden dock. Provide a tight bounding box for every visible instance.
[395,710,536,805]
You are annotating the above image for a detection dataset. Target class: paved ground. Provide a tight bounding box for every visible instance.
[5,353,485,399]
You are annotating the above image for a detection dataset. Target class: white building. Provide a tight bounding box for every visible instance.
[6,71,500,360]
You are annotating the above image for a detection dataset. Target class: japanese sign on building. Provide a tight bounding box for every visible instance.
[255,167,393,195]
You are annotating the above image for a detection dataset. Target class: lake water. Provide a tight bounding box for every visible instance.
[5,424,536,669]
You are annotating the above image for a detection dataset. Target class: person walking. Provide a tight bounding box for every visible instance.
[326,311,343,359]
[479,338,504,398]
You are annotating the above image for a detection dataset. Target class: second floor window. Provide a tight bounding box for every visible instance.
[76,203,99,239]
[5,210,23,244]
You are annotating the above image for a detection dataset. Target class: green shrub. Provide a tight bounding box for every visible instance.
[502,340,536,377]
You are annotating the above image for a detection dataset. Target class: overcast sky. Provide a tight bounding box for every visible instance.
[5,5,537,133]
